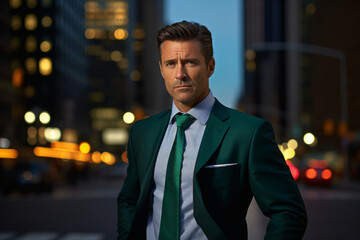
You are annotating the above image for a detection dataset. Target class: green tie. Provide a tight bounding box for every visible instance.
[159,114,195,240]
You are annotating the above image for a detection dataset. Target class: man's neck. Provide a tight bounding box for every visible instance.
[173,90,210,113]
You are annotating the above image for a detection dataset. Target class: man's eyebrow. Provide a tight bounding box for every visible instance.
[163,59,176,64]
[183,58,199,62]
[163,57,200,64]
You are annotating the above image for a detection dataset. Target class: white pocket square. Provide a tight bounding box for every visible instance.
[205,163,239,168]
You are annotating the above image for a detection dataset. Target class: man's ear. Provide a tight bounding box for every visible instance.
[207,58,215,78]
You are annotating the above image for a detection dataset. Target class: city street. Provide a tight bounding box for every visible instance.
[247,183,360,240]
[1,178,360,240]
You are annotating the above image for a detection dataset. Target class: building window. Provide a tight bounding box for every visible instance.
[25,57,37,74]
[24,14,38,31]
[10,0,22,8]
[41,16,52,28]
[40,40,52,52]
[11,15,22,30]
[39,57,52,75]
[25,35,37,52]
[27,0,37,8]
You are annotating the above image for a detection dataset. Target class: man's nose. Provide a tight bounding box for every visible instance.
[175,64,187,80]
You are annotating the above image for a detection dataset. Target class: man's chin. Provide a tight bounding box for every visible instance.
[173,93,194,103]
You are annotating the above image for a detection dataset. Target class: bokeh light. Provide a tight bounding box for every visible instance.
[322,169,332,180]
[287,139,298,150]
[39,57,52,75]
[40,41,52,52]
[24,111,36,124]
[114,28,128,40]
[92,151,102,163]
[44,128,61,142]
[41,16,52,28]
[24,14,38,30]
[121,151,128,163]
[79,142,91,154]
[283,148,296,160]
[101,152,116,165]
[305,168,317,179]
[39,111,51,124]
[25,58,37,75]
[303,133,315,145]
[123,112,135,124]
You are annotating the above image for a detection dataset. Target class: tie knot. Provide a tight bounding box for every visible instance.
[175,114,195,130]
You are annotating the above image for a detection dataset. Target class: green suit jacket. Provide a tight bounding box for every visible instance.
[117,99,307,240]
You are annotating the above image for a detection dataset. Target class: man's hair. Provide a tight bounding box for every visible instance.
[157,20,213,64]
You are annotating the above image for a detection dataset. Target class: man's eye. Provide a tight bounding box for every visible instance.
[166,62,175,67]
[186,60,196,65]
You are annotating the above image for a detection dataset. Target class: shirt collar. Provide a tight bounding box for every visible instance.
[169,90,215,125]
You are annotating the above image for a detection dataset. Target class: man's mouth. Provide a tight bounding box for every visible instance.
[175,85,192,89]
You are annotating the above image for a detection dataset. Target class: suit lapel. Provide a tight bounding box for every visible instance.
[193,100,230,239]
[194,99,230,174]
[137,110,171,205]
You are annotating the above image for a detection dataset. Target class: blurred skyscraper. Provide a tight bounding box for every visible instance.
[241,0,360,179]
[85,0,166,114]
[84,0,166,154]
[127,0,169,115]
[1,0,166,170]
[0,1,15,148]
[7,0,88,148]
[242,0,295,140]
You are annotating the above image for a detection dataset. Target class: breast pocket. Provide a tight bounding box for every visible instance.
[199,164,241,203]
[203,163,240,176]
[198,164,242,220]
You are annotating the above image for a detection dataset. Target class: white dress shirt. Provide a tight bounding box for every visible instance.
[146,91,215,240]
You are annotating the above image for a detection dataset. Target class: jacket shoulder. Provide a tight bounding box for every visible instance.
[214,100,266,129]
[228,108,265,126]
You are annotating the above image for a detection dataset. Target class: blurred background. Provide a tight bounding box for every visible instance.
[0,0,360,239]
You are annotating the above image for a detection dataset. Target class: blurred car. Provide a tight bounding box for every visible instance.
[301,159,333,185]
[13,161,53,194]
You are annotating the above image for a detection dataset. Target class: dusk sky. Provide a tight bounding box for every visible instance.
[165,0,244,108]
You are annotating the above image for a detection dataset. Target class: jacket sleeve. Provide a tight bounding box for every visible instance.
[248,120,307,240]
[117,125,140,240]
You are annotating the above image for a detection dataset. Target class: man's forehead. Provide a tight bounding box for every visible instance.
[160,40,203,58]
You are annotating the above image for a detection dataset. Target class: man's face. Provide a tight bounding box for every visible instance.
[159,40,215,112]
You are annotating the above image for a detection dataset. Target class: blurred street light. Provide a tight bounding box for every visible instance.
[79,142,91,154]
[0,138,11,148]
[0,149,19,159]
[39,111,51,124]
[123,112,135,124]
[92,151,102,163]
[283,148,296,160]
[44,127,61,142]
[121,151,128,163]
[102,128,128,145]
[303,132,316,145]
[101,152,116,165]
[287,139,298,150]
[24,111,36,124]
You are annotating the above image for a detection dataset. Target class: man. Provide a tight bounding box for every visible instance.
[118,21,307,240]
